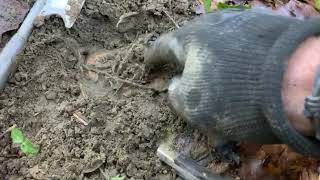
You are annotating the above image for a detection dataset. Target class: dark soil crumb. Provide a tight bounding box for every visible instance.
[0,0,196,179]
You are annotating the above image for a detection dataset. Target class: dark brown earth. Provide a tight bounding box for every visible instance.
[0,0,199,179]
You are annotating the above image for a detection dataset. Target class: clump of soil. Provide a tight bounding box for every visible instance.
[0,0,195,179]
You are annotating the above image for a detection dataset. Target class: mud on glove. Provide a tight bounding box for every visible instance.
[144,9,320,158]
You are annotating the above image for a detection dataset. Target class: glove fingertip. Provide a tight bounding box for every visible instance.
[144,33,185,73]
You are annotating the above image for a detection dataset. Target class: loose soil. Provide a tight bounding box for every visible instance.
[0,0,203,179]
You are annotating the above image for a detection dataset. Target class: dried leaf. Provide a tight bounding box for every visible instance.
[239,144,320,180]
[239,159,277,180]
[273,0,320,18]
[239,144,264,158]
[300,168,319,180]
[0,0,29,42]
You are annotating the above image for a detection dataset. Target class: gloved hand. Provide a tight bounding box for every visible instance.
[144,9,320,158]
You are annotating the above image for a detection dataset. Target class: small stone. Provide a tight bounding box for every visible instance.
[126,163,138,177]
[8,107,17,115]
[86,4,94,9]
[0,114,6,121]
[63,112,69,118]
[64,105,74,113]
[123,90,138,97]
[45,91,57,100]
[41,83,47,90]
[14,73,22,82]
[111,107,117,115]
[71,86,81,96]
[67,129,74,137]
[90,127,99,134]
[89,112,96,118]
[4,99,15,106]
[74,127,81,134]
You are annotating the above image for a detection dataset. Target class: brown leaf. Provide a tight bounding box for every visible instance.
[0,0,29,42]
[239,159,277,180]
[195,0,320,19]
[273,0,320,18]
[300,168,319,180]
[239,144,263,158]
[239,144,320,180]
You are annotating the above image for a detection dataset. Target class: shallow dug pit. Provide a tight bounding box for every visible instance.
[0,0,197,179]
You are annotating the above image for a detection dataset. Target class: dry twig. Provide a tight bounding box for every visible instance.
[116,11,139,28]
[163,10,180,29]
[0,124,17,139]
[72,112,88,126]
[82,65,167,92]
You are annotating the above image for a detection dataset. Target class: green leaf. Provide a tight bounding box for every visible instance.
[217,2,251,10]
[315,0,320,10]
[11,127,26,144]
[21,138,39,155]
[109,175,125,180]
[203,0,212,12]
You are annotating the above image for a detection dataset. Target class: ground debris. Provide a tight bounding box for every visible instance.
[194,0,320,18]
[239,144,320,180]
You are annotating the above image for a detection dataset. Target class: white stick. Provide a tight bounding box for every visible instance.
[0,124,17,139]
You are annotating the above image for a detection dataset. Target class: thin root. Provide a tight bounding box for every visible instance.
[82,65,167,92]
[163,10,180,29]
[72,112,89,126]
[116,12,139,28]
[0,124,17,139]
[79,83,89,99]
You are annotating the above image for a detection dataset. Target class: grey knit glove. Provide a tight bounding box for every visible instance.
[144,9,320,157]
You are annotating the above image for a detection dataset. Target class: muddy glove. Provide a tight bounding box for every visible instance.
[144,9,320,158]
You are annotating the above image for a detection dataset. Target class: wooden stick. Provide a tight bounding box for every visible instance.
[163,10,180,29]
[72,112,88,126]
[116,12,139,28]
[0,124,17,139]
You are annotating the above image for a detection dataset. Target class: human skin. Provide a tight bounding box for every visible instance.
[282,37,320,136]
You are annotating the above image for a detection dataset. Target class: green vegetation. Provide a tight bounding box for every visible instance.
[315,0,320,10]
[11,127,39,155]
[217,2,251,10]
[109,175,125,180]
[204,0,212,12]
[203,0,250,13]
